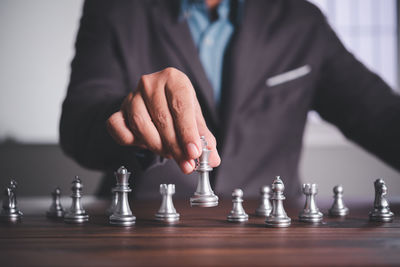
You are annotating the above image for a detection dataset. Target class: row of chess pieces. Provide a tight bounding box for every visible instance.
[0,166,395,226]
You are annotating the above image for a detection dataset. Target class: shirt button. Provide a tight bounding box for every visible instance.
[204,37,214,46]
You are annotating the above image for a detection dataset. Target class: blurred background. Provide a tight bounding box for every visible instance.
[0,0,399,200]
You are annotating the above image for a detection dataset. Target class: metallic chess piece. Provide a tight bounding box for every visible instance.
[106,188,118,216]
[64,176,89,223]
[255,185,272,217]
[329,185,349,217]
[227,189,249,222]
[155,184,180,222]
[369,179,394,222]
[109,166,136,226]
[299,183,323,223]
[265,176,291,227]
[46,187,65,218]
[0,179,23,222]
[190,136,219,207]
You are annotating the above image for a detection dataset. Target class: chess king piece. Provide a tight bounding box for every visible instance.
[64,176,89,223]
[369,179,394,222]
[190,136,219,207]
[0,179,23,222]
[46,187,65,218]
[265,176,291,227]
[109,166,136,226]
[106,188,118,216]
[329,185,349,217]
[255,185,272,217]
[155,184,180,222]
[227,189,249,222]
[299,183,323,223]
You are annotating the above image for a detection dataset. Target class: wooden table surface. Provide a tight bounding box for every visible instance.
[0,198,399,267]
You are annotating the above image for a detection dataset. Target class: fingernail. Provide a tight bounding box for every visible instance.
[182,161,194,173]
[187,143,200,158]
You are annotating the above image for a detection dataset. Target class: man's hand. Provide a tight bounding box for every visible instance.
[107,67,221,174]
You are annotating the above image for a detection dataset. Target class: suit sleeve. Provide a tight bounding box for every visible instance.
[59,0,160,172]
[312,15,400,171]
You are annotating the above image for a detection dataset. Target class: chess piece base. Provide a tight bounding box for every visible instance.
[255,208,271,217]
[369,211,394,222]
[64,213,89,224]
[299,211,323,223]
[0,210,23,222]
[227,213,249,222]
[109,214,136,226]
[329,207,349,217]
[265,216,291,228]
[190,194,218,207]
[46,210,64,219]
[155,212,180,222]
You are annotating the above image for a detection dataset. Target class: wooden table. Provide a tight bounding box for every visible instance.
[0,198,399,267]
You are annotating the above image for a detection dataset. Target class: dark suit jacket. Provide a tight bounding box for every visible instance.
[60,0,400,199]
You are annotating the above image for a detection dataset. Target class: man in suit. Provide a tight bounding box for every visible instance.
[60,0,400,200]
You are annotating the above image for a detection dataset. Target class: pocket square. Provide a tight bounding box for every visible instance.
[266,65,311,87]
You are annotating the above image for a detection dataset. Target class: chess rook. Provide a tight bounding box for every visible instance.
[106,188,118,216]
[329,185,349,217]
[369,179,394,222]
[64,176,89,223]
[299,183,323,223]
[46,187,65,218]
[0,179,23,222]
[190,136,219,207]
[227,189,249,222]
[155,184,180,222]
[109,166,136,226]
[255,185,272,217]
[265,176,291,227]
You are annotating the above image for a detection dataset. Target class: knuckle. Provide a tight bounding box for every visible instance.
[139,74,153,94]
[155,111,169,129]
[170,97,186,115]
[132,113,145,129]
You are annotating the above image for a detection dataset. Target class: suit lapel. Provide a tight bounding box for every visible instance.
[150,1,219,126]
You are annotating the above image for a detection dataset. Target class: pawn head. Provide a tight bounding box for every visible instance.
[260,185,271,195]
[232,188,243,198]
[333,185,344,195]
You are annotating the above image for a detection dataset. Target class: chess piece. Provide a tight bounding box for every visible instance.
[109,166,136,226]
[190,136,219,207]
[299,183,323,223]
[369,179,394,222]
[106,188,118,216]
[64,176,89,223]
[0,179,23,222]
[329,185,349,217]
[46,187,65,218]
[255,185,272,216]
[227,189,249,222]
[155,184,180,222]
[265,176,291,227]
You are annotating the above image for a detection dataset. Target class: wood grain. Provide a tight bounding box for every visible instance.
[0,199,399,267]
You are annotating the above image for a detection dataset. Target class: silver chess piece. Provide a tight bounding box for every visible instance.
[64,176,89,223]
[265,176,291,227]
[46,187,65,218]
[227,189,249,222]
[329,185,349,217]
[369,179,394,222]
[109,166,136,226]
[255,185,272,217]
[106,188,118,216]
[155,184,180,222]
[299,183,323,223]
[190,136,219,207]
[0,179,23,222]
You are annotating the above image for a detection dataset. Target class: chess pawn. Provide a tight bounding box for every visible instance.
[155,184,180,222]
[227,189,249,222]
[109,166,136,226]
[299,183,323,223]
[190,136,219,207]
[369,179,394,222]
[0,179,23,222]
[46,187,65,218]
[64,176,89,223]
[265,176,291,227]
[329,185,349,217]
[255,185,272,217]
[106,188,118,216]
